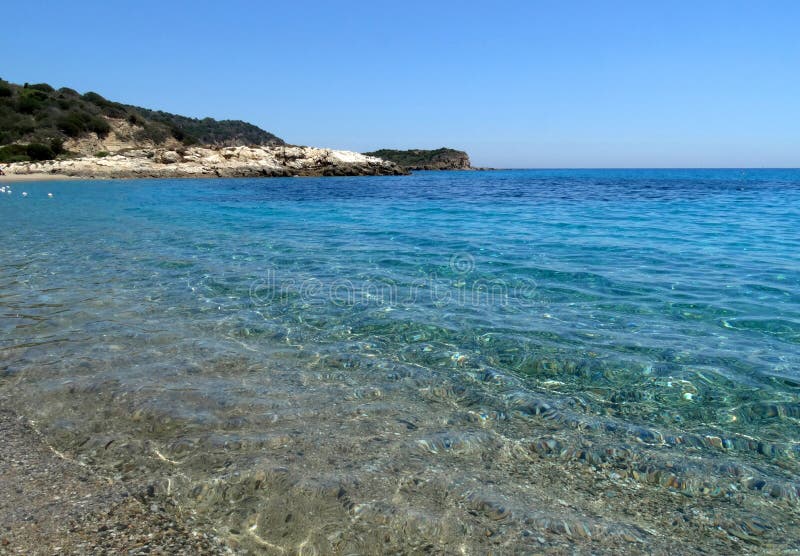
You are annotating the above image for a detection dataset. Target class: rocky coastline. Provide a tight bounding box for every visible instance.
[363,148,472,171]
[2,145,408,180]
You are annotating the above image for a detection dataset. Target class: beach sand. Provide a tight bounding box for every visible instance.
[0,410,226,555]
[0,173,79,183]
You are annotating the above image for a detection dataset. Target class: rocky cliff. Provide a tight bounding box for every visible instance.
[364,148,471,171]
[2,145,407,179]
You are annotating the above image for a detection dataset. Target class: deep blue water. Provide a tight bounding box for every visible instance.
[1,169,799,551]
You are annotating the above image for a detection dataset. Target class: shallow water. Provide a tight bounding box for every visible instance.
[1,170,799,553]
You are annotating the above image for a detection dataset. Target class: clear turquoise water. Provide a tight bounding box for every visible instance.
[1,170,799,552]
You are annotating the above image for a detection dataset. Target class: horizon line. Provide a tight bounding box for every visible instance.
[462,167,800,171]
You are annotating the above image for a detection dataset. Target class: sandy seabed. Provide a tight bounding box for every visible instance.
[0,410,226,554]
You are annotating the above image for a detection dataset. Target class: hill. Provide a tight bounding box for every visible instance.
[0,79,283,163]
[363,148,471,170]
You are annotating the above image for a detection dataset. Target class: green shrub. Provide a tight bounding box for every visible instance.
[0,144,30,163]
[88,116,111,137]
[0,84,12,98]
[56,111,92,137]
[170,126,186,141]
[127,112,145,126]
[80,91,127,119]
[50,137,65,156]
[95,151,110,157]
[0,154,30,163]
[28,83,54,93]
[57,117,82,137]
[26,142,55,161]
[57,118,82,137]
[25,89,48,102]
[135,123,170,144]
[100,105,127,119]
[82,91,106,104]
[17,93,43,114]
[33,109,54,122]
[57,98,77,110]
[0,142,56,162]
[14,118,36,135]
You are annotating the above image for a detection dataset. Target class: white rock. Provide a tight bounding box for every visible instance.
[2,145,404,180]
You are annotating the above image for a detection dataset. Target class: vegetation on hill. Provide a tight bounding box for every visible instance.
[128,106,282,147]
[0,78,283,163]
[364,148,471,170]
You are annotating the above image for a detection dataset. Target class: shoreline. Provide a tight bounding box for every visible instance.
[0,173,81,183]
[0,145,408,182]
[0,167,490,184]
[0,409,227,554]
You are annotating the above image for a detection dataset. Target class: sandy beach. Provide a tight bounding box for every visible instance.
[0,173,79,183]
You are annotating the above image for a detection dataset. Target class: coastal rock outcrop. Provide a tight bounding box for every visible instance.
[364,148,472,171]
[3,145,408,179]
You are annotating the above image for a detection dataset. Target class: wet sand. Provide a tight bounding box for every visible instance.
[0,173,79,183]
[0,410,226,555]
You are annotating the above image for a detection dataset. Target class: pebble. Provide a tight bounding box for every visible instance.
[0,410,227,554]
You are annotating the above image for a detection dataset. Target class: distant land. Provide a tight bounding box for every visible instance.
[0,79,402,178]
[0,79,471,179]
[363,148,472,171]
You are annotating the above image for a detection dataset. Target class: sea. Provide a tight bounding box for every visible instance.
[1,169,798,553]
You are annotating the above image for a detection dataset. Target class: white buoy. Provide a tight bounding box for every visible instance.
[48,193,54,198]
[22,192,28,197]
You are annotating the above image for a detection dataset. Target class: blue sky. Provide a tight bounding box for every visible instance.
[2,0,798,167]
